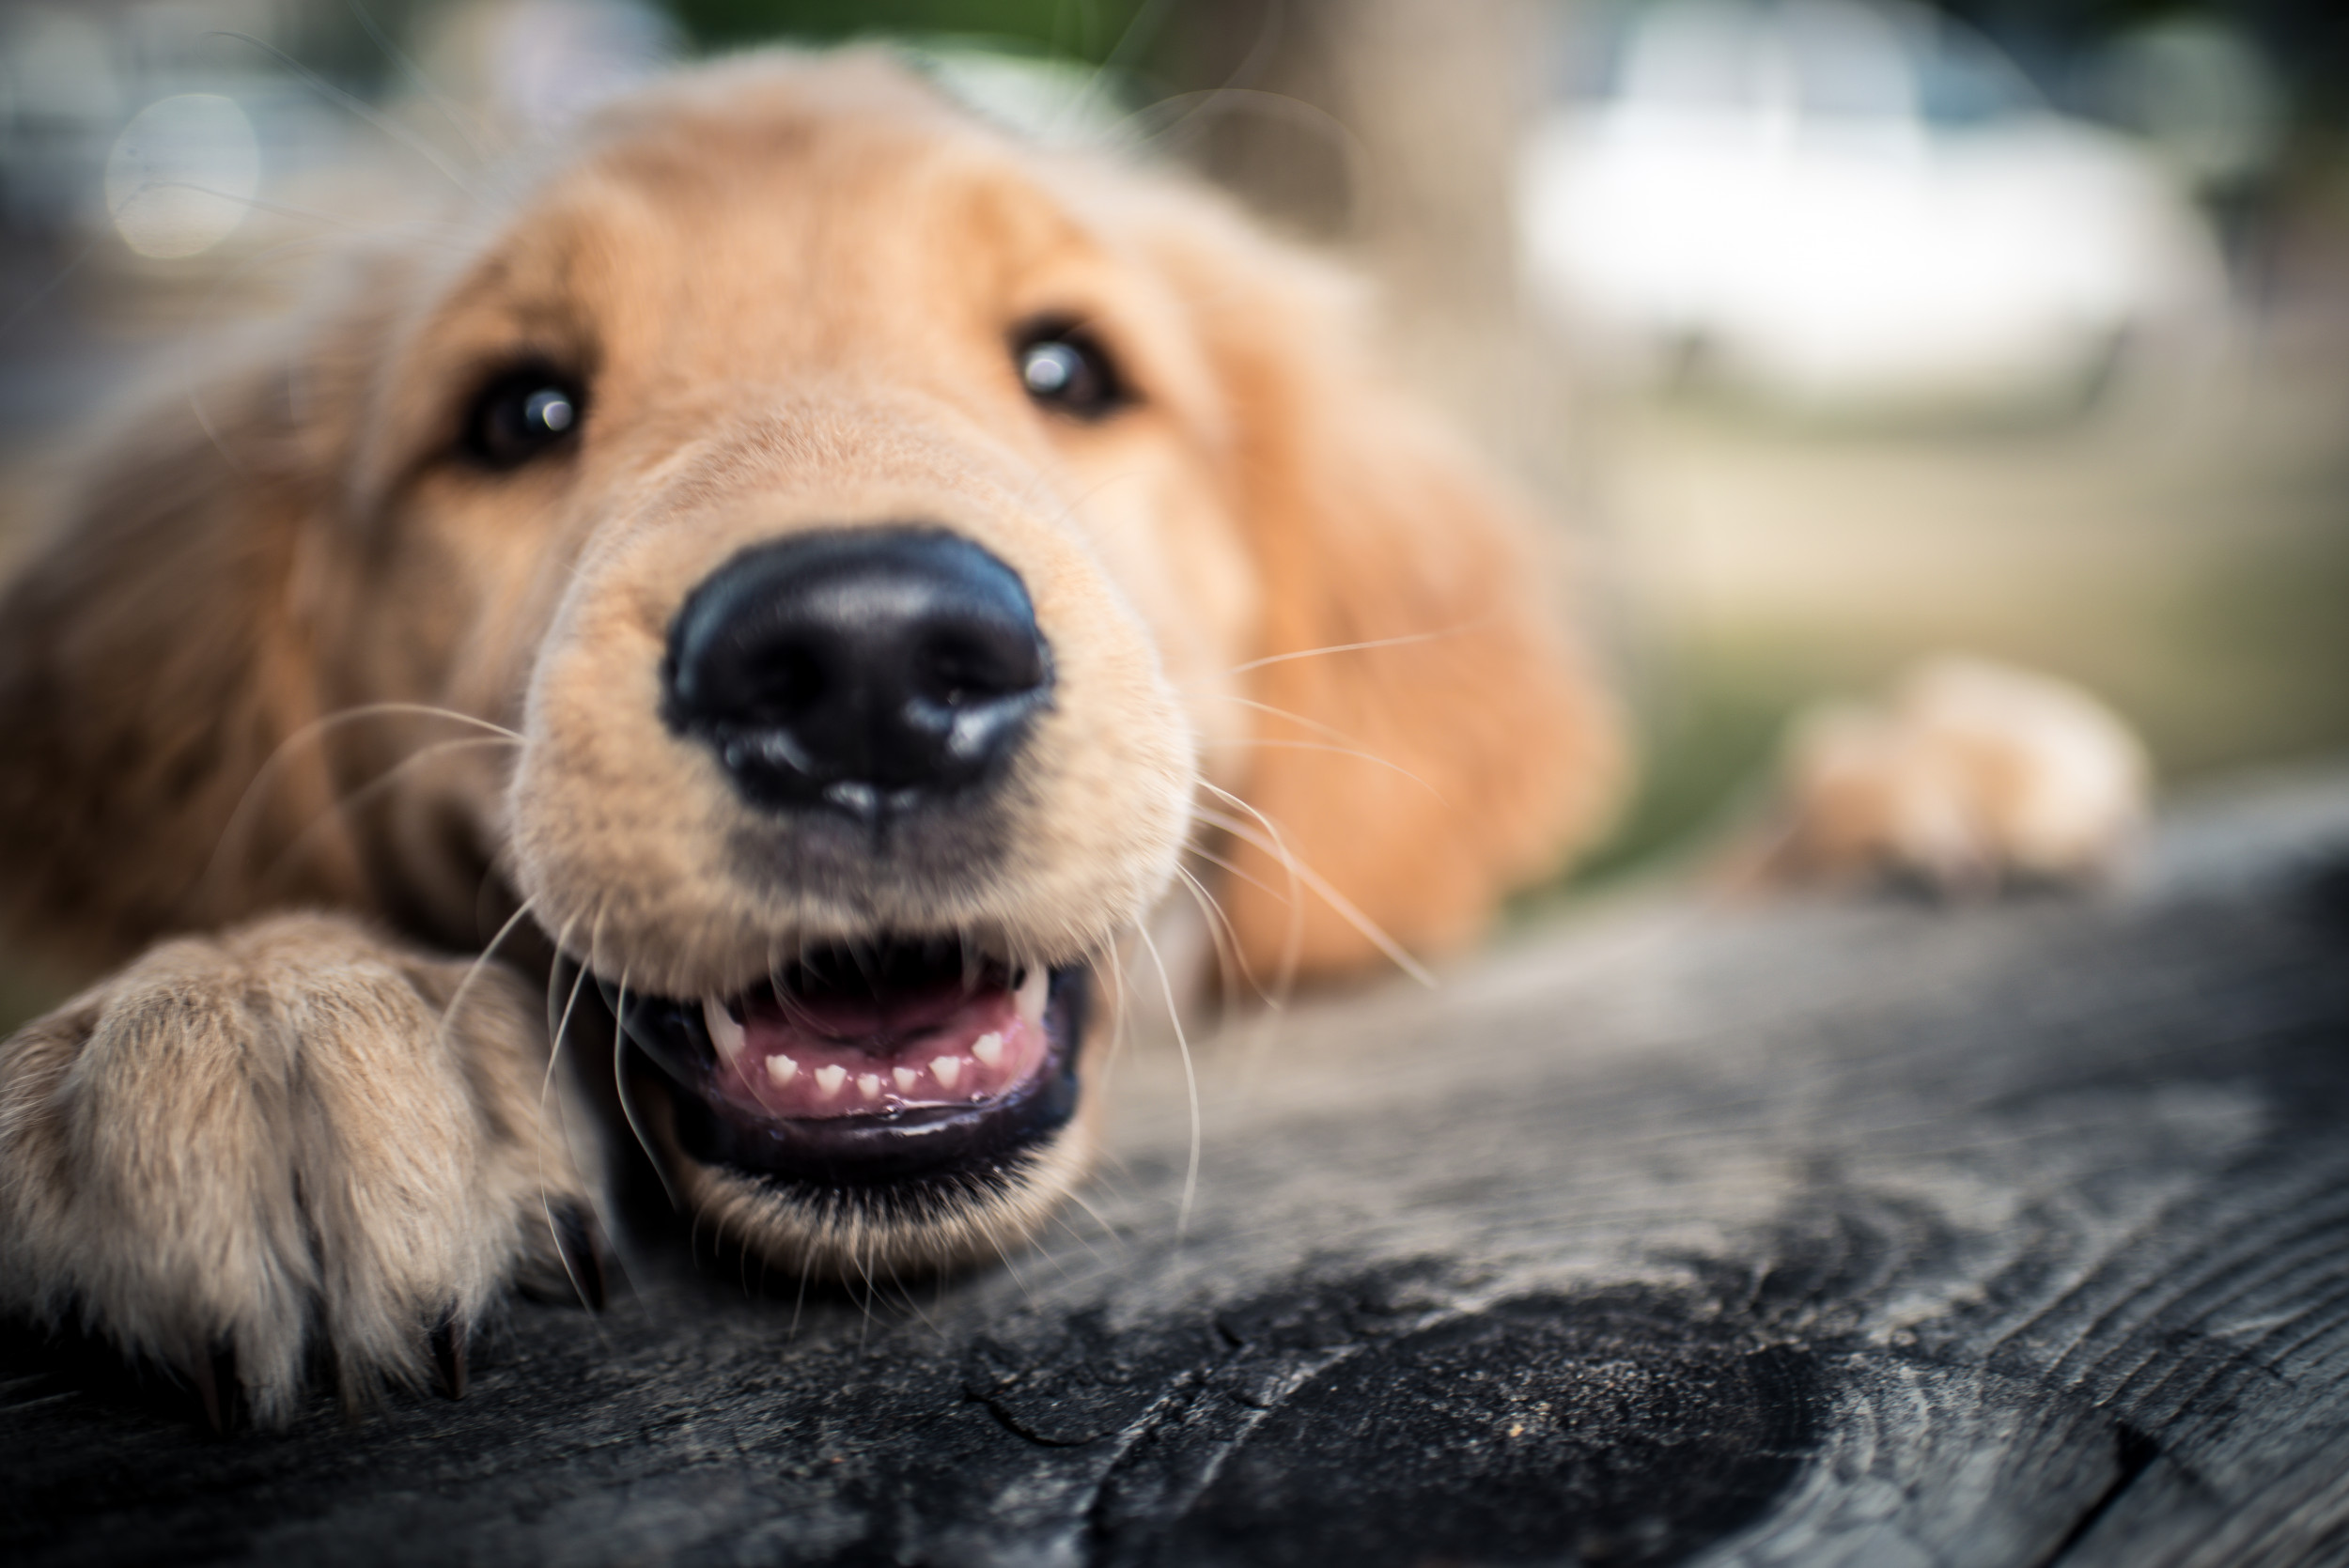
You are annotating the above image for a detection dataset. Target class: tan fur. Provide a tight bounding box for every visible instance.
[1140,206,1623,970]
[0,52,1614,1418]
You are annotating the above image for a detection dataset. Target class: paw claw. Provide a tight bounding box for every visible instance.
[429,1311,468,1401]
[187,1340,241,1433]
[555,1202,607,1312]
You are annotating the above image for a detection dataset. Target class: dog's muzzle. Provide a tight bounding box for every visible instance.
[595,526,1088,1197]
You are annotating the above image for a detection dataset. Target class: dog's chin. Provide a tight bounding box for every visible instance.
[588,935,1094,1271]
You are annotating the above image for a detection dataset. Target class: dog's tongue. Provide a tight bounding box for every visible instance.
[703,970,1050,1121]
[761,980,973,1042]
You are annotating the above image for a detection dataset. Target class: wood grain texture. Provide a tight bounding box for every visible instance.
[6,770,2349,1568]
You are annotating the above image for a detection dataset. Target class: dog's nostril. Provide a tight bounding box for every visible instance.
[737,644,828,722]
[661,527,1051,816]
[919,629,1043,706]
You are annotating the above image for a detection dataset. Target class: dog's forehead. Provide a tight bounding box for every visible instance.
[348,62,1220,502]
[347,56,1239,536]
[491,82,1122,335]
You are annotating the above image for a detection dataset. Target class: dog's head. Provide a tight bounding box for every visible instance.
[0,54,1618,1272]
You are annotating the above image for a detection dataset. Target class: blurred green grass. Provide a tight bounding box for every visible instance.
[666,0,1149,57]
[1553,335,2349,898]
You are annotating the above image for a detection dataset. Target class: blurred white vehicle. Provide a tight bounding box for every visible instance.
[1517,0,2229,411]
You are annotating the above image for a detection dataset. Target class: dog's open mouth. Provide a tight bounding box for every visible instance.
[597,938,1087,1188]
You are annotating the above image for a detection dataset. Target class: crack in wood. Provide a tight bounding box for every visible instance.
[2035,1422,2162,1568]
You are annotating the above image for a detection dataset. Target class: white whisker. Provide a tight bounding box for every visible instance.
[611,970,683,1211]
[1058,0,1180,136]
[1220,623,1481,677]
[790,1248,815,1340]
[201,702,523,907]
[123,179,411,234]
[1060,1187,1128,1261]
[982,1218,1039,1311]
[434,894,539,1063]
[884,1256,938,1334]
[1194,787,1306,1001]
[341,0,495,165]
[854,1235,878,1346]
[324,702,523,741]
[1134,924,1203,1240]
[1100,939,1134,1096]
[0,239,96,343]
[181,225,471,471]
[1198,736,1441,796]
[1180,837,1285,905]
[1174,862,1258,1009]
[209,29,485,197]
[536,908,618,1340]
[256,734,517,892]
[1196,786,1437,988]
[1192,695,1443,802]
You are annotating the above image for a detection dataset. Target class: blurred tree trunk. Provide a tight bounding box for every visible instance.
[1150,0,1592,512]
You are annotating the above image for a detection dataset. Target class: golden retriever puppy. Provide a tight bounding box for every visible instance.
[0,53,1620,1423]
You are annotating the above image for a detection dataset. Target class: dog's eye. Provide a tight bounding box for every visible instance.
[464,366,585,469]
[1014,323,1127,420]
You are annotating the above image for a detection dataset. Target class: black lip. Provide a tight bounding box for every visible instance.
[593,964,1088,1190]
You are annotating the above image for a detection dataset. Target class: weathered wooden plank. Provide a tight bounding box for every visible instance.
[4,771,2348,1567]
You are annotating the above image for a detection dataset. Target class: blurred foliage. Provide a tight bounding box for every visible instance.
[1934,0,2349,127]
[662,0,1151,58]
[1563,642,1832,892]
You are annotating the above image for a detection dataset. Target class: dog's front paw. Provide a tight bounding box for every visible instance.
[1764,656,2150,894]
[0,914,599,1426]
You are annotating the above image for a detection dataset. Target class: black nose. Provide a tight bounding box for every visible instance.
[661,528,1051,818]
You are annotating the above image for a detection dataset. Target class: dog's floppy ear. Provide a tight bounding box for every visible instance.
[0,323,371,972]
[1159,214,1624,981]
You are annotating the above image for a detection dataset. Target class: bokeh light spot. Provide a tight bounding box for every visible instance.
[104,93,261,259]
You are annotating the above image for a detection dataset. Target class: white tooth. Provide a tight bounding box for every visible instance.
[703,996,748,1064]
[1015,966,1050,1026]
[766,1055,800,1087]
[815,1064,847,1097]
[931,1056,962,1090]
[893,1065,918,1092]
[972,1032,1003,1067]
[857,1073,882,1099]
